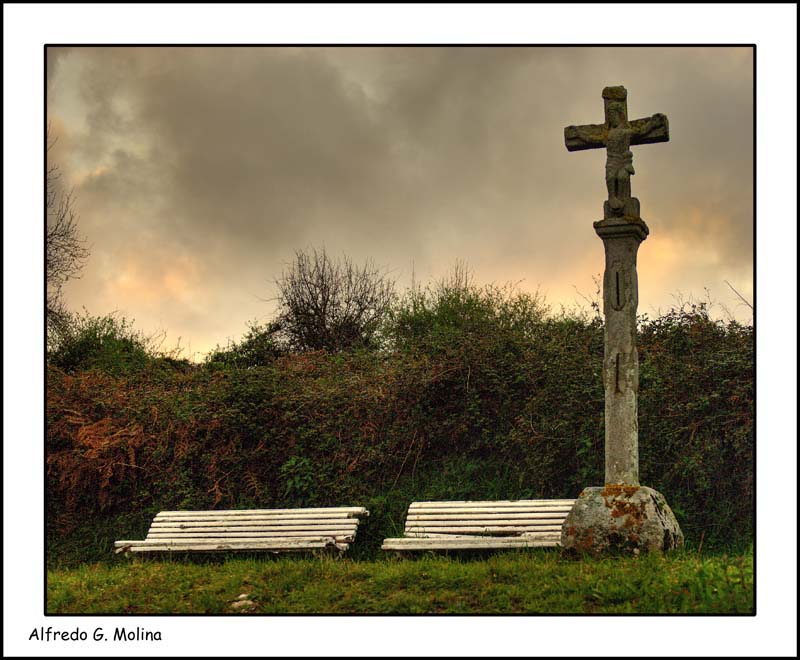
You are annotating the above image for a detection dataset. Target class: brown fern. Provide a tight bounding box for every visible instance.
[244,470,261,498]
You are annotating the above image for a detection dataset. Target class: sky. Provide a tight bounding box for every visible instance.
[46,46,754,359]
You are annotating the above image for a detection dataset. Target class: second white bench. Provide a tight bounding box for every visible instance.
[381,499,576,551]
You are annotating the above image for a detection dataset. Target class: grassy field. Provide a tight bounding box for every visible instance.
[47,548,753,614]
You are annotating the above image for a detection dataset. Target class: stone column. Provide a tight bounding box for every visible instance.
[561,214,683,556]
[594,216,649,485]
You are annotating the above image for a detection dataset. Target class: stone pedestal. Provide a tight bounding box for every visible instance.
[561,485,684,556]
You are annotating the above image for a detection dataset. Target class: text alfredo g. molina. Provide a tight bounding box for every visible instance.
[29,626,162,642]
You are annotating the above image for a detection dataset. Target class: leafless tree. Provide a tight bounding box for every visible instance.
[47,128,89,344]
[274,247,396,352]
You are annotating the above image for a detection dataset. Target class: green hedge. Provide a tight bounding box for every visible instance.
[46,291,752,564]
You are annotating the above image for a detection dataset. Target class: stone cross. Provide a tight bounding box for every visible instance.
[564,86,670,485]
[565,85,669,219]
[560,86,682,557]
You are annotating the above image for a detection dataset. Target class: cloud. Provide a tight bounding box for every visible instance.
[47,46,754,356]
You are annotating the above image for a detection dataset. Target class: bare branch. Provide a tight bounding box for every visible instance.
[274,247,396,352]
[46,126,90,347]
[724,280,753,311]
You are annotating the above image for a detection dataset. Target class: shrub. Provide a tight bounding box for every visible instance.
[204,321,284,368]
[47,311,152,376]
[388,262,549,354]
[637,303,753,545]
[46,290,753,562]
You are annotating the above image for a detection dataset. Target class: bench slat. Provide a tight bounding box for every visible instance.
[153,512,358,522]
[149,521,359,530]
[146,531,357,540]
[405,531,561,539]
[408,508,573,515]
[147,530,357,537]
[116,537,340,547]
[141,534,355,542]
[406,519,565,527]
[122,545,350,554]
[409,506,573,512]
[409,500,574,508]
[115,539,348,553]
[154,507,367,517]
[404,525,565,534]
[406,512,570,521]
[381,537,560,550]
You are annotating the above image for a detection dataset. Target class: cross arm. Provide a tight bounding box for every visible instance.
[564,123,607,152]
[629,113,669,146]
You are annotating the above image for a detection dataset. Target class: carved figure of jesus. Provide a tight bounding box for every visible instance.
[604,102,635,213]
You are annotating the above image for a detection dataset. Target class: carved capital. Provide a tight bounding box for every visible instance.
[593,216,650,242]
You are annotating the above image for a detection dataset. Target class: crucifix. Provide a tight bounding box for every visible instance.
[565,85,669,220]
[560,85,682,555]
[565,86,670,486]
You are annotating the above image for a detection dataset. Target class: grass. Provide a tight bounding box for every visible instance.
[47,548,753,614]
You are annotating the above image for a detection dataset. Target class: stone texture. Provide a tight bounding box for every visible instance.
[594,218,649,485]
[603,97,636,217]
[563,86,683,556]
[563,85,669,220]
[561,485,684,556]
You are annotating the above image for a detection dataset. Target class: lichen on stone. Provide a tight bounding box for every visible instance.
[561,486,683,557]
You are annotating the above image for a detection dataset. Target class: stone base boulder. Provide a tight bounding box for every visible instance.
[561,485,683,557]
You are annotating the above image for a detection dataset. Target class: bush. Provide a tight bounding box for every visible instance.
[637,303,753,545]
[204,321,284,368]
[388,263,549,354]
[46,288,753,563]
[47,310,192,378]
[47,311,152,376]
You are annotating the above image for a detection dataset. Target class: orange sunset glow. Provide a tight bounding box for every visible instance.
[46,46,753,358]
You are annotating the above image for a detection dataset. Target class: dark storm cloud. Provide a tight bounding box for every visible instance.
[47,46,753,355]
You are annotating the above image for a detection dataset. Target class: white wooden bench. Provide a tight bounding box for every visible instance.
[114,506,369,554]
[381,499,576,551]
